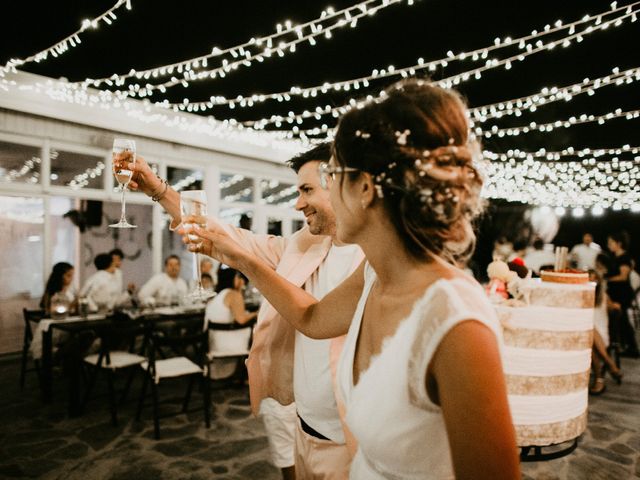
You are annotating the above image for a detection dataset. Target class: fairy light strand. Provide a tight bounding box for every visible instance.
[470,66,640,123]
[154,1,638,113]
[234,6,639,132]
[478,107,640,138]
[0,0,132,77]
[72,0,414,93]
[484,145,640,162]
[482,154,640,208]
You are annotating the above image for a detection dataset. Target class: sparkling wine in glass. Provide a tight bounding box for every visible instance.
[109,138,137,229]
[181,190,213,302]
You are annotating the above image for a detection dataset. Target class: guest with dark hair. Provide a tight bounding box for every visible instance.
[200,272,214,292]
[189,80,519,478]
[137,255,188,306]
[40,262,77,314]
[606,231,638,358]
[109,248,136,295]
[80,253,131,312]
[206,267,257,380]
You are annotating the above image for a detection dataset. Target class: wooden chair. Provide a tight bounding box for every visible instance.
[20,308,45,389]
[136,326,210,439]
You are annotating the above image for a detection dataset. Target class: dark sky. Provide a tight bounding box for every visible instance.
[1,0,639,268]
[1,0,637,145]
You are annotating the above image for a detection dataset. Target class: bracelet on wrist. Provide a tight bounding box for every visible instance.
[151,177,169,202]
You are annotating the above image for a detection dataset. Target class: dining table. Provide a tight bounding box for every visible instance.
[36,305,206,417]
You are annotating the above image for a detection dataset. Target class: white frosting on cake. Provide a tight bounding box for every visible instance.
[497,306,593,332]
[508,391,589,425]
[502,347,592,376]
[492,276,595,446]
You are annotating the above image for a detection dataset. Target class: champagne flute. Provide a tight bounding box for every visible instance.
[181,190,213,302]
[109,138,137,229]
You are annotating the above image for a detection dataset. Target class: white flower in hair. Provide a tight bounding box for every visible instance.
[395,129,411,146]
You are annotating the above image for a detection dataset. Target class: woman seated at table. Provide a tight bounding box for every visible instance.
[205,267,257,380]
[35,263,94,366]
[40,262,77,315]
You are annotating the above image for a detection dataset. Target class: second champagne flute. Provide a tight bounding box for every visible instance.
[181,190,213,302]
[110,138,137,229]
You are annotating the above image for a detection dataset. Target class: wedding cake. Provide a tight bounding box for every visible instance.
[488,258,595,446]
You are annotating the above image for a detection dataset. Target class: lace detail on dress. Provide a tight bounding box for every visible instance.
[407,279,496,411]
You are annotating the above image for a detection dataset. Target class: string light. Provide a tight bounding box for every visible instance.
[68,161,106,189]
[5,77,301,153]
[0,155,41,183]
[226,5,639,132]
[0,0,132,77]
[481,153,640,208]
[155,1,637,113]
[478,107,640,138]
[470,66,640,123]
[483,145,640,162]
[172,172,203,192]
[71,0,415,95]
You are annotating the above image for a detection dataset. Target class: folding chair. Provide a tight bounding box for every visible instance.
[136,326,210,439]
[81,320,147,425]
[20,308,45,389]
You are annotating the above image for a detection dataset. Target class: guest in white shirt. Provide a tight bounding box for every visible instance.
[138,254,188,306]
[80,253,130,312]
[109,248,136,296]
[523,238,556,275]
[571,232,601,270]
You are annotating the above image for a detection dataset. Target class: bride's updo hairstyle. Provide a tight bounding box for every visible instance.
[333,79,484,264]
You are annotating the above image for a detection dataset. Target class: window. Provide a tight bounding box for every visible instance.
[0,141,41,185]
[0,196,44,299]
[220,173,254,203]
[50,148,106,190]
[219,207,254,230]
[168,166,203,192]
[260,179,297,208]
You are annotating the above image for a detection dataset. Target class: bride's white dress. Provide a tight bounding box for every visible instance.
[337,263,502,479]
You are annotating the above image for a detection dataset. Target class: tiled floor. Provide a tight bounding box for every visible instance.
[0,351,638,479]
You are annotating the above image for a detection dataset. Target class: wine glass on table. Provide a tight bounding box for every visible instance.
[181,190,214,302]
[109,138,137,229]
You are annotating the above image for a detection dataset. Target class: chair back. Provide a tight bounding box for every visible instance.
[93,317,147,367]
[207,321,254,357]
[22,309,45,344]
[147,328,209,375]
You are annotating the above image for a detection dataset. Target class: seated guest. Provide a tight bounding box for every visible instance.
[137,254,188,306]
[205,267,257,379]
[109,248,136,295]
[80,253,130,312]
[40,262,77,315]
[201,273,214,292]
[523,238,555,275]
[35,262,94,365]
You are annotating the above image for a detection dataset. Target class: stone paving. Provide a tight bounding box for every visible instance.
[0,351,638,479]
